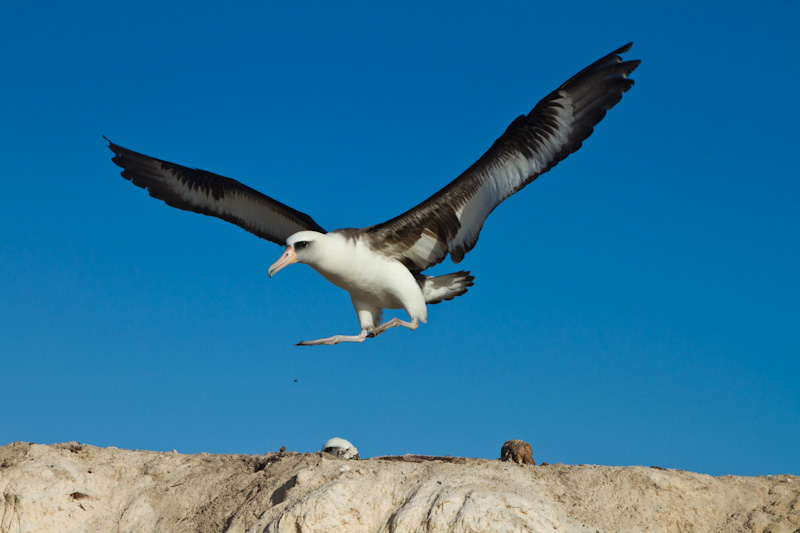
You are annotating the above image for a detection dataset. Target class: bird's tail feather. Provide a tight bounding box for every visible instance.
[416,271,474,305]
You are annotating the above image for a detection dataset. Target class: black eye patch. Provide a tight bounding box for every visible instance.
[295,241,309,249]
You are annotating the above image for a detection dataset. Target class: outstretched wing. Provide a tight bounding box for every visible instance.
[107,140,326,245]
[366,43,640,271]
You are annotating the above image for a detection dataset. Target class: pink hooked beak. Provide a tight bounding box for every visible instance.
[268,246,296,277]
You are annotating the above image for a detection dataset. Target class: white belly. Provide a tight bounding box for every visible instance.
[310,236,426,316]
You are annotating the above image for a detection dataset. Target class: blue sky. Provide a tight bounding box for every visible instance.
[1,2,798,477]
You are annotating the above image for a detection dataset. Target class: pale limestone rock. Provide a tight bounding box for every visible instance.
[1,442,798,532]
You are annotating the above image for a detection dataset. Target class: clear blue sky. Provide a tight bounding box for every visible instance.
[1,2,797,477]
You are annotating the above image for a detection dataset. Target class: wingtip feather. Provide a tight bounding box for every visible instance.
[613,42,633,54]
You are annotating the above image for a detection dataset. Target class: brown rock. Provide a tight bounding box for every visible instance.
[500,439,535,465]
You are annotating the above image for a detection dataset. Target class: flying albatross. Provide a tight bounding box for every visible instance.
[108,43,640,345]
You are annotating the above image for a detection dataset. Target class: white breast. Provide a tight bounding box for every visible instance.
[309,233,426,315]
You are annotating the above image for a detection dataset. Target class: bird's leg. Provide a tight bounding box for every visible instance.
[369,317,419,337]
[295,329,369,346]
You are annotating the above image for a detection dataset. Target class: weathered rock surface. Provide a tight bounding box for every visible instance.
[1,442,798,532]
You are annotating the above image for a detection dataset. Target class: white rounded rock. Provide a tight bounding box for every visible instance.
[321,438,359,460]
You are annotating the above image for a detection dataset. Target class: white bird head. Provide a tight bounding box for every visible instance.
[268,230,326,277]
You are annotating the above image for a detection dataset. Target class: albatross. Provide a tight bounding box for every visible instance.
[108,43,640,345]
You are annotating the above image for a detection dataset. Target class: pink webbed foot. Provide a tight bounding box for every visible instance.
[368,317,419,338]
[295,330,369,346]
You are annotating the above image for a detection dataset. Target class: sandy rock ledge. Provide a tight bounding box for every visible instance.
[0,442,798,532]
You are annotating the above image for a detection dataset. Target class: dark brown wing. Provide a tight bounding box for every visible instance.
[107,140,325,245]
[366,43,640,271]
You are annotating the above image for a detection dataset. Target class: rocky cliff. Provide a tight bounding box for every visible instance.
[1,442,798,532]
